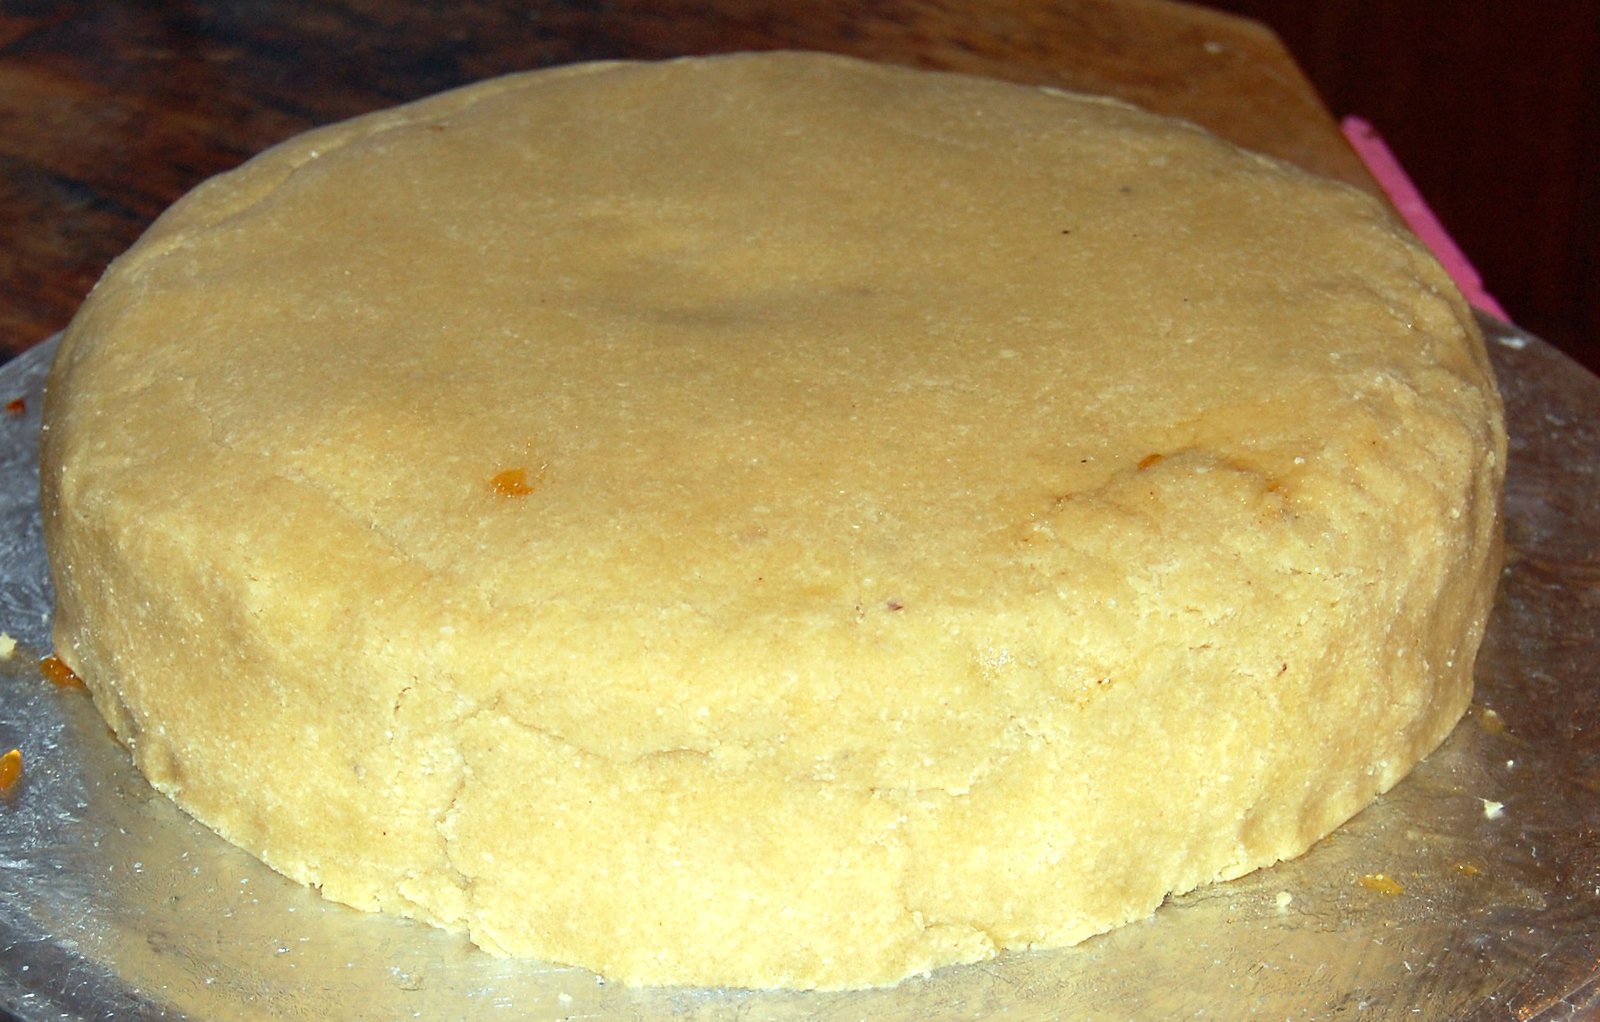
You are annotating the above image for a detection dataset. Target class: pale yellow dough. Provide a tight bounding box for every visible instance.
[41,52,1505,989]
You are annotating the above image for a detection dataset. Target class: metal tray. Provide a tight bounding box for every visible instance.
[3,314,1598,1021]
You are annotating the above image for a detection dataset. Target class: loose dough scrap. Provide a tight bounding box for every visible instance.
[41,51,1505,989]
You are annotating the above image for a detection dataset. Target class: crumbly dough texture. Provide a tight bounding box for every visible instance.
[42,52,1505,989]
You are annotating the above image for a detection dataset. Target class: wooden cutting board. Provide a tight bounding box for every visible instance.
[0,0,1374,361]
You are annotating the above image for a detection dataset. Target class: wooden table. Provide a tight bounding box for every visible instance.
[0,0,1375,362]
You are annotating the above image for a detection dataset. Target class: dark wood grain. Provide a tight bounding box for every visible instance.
[5,0,1586,376]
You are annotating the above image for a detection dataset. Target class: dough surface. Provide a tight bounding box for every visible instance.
[42,52,1505,989]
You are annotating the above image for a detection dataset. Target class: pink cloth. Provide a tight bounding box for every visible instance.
[1341,116,1508,321]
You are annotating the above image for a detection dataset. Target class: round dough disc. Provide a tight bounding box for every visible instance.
[42,52,1505,989]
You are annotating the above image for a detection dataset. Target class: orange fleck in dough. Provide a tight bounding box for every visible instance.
[490,468,534,497]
